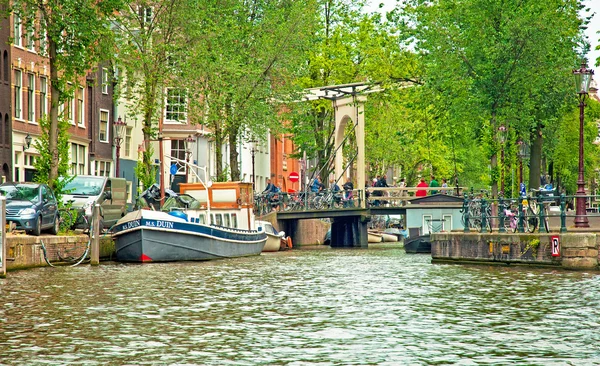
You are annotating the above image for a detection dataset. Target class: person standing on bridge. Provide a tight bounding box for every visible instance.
[429,175,440,195]
[416,178,428,197]
[343,178,354,207]
[310,176,324,194]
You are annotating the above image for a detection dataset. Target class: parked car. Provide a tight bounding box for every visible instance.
[61,175,128,229]
[0,182,59,236]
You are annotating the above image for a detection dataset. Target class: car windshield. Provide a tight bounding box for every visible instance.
[63,177,104,196]
[0,184,40,202]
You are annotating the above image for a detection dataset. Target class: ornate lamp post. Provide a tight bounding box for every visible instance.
[498,124,507,193]
[113,116,127,178]
[572,62,594,228]
[184,135,196,183]
[516,138,525,185]
[23,133,32,151]
[249,140,258,190]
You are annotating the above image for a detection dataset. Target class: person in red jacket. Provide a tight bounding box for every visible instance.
[415,178,428,197]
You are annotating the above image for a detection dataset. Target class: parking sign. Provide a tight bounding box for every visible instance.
[551,236,560,257]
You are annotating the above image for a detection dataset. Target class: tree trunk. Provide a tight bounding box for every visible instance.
[528,123,543,191]
[48,38,60,187]
[228,122,240,181]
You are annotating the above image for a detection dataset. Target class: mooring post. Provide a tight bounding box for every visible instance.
[91,204,100,266]
[560,194,567,233]
[0,197,6,278]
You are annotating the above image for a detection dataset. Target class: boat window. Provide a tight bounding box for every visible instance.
[215,214,223,226]
[422,215,432,235]
[224,214,231,227]
[199,215,206,224]
[210,214,214,225]
[442,215,452,232]
[231,213,238,228]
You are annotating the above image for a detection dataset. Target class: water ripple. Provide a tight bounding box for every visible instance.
[0,249,599,365]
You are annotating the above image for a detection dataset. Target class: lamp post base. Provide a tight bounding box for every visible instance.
[574,191,589,228]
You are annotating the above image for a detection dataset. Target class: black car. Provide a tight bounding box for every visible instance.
[0,182,59,236]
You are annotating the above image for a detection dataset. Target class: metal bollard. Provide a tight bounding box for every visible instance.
[560,194,567,233]
[518,198,525,233]
[498,196,506,233]
[537,195,547,233]
[462,193,470,233]
[481,198,488,233]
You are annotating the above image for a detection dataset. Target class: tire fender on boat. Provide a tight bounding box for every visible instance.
[286,236,293,249]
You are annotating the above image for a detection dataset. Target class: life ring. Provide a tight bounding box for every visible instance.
[286,236,293,249]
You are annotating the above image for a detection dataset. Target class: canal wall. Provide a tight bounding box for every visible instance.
[4,234,114,271]
[431,232,599,270]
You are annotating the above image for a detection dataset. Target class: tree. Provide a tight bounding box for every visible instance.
[185,0,317,181]
[113,0,191,189]
[398,0,584,196]
[4,0,124,187]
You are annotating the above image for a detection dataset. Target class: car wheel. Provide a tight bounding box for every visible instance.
[31,216,42,236]
[49,215,59,235]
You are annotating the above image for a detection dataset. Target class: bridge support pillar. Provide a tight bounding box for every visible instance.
[330,215,369,248]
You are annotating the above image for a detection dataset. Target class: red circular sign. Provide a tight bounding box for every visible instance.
[289,172,299,182]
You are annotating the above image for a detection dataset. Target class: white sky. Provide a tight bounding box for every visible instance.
[366,0,600,68]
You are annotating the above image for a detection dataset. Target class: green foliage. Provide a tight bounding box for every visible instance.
[134,145,157,192]
[32,115,72,201]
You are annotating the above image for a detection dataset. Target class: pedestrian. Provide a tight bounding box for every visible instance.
[398,177,407,205]
[310,175,323,193]
[429,175,440,195]
[441,178,448,195]
[343,178,354,207]
[416,178,428,197]
[263,178,276,194]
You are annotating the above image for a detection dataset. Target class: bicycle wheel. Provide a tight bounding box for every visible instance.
[526,207,538,233]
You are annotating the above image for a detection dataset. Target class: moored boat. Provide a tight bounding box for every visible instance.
[257,220,285,252]
[113,170,267,262]
[368,231,383,243]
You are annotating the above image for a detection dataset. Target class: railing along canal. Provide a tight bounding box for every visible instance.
[460,189,600,233]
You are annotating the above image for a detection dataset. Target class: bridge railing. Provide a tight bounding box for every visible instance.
[254,189,364,215]
[365,186,465,207]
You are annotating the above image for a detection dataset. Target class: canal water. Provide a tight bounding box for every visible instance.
[1,247,599,365]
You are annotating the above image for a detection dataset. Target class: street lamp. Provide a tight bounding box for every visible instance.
[498,124,507,193]
[249,140,258,190]
[516,138,525,186]
[23,133,32,151]
[113,116,127,178]
[184,135,195,183]
[572,61,594,228]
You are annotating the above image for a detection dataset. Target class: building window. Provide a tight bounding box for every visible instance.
[165,88,187,123]
[77,86,84,126]
[124,127,132,158]
[14,69,22,119]
[39,77,47,118]
[139,6,153,25]
[94,161,111,177]
[99,109,109,142]
[26,21,34,51]
[170,139,186,173]
[101,68,108,94]
[27,73,35,122]
[70,143,86,175]
[39,24,47,56]
[13,13,22,47]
